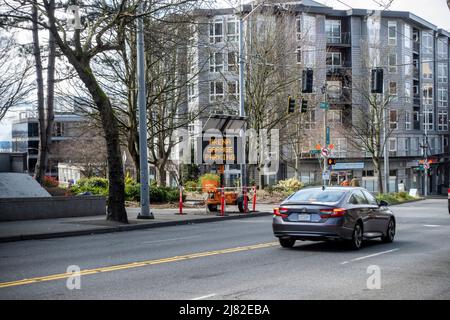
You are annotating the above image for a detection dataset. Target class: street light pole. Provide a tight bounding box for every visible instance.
[136,3,153,219]
[383,103,389,193]
[238,14,246,191]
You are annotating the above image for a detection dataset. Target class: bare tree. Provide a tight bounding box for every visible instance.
[0,35,32,122]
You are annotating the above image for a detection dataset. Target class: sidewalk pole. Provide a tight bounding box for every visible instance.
[179,186,183,215]
[252,186,257,212]
[243,185,248,213]
[220,187,225,216]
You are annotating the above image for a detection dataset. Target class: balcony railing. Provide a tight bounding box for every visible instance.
[326,32,351,45]
[326,62,352,77]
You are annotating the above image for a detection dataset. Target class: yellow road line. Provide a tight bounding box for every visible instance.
[0,241,278,289]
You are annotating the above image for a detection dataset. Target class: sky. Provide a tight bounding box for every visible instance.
[1,0,450,142]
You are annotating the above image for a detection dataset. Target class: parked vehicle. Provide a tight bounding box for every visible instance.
[272,187,396,250]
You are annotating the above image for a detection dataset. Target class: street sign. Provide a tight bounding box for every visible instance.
[331,162,365,170]
[320,102,329,110]
[326,127,330,145]
[321,147,330,157]
[309,149,320,154]
[423,162,430,170]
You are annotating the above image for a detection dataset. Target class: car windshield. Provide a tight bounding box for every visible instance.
[287,189,347,203]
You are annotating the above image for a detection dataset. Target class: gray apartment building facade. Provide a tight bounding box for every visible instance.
[184,0,450,194]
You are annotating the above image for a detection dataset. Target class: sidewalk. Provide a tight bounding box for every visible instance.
[0,204,275,243]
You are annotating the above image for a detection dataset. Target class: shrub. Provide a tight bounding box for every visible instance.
[274,178,304,194]
[184,180,199,192]
[125,182,140,201]
[376,192,416,205]
[43,176,58,188]
[71,177,109,196]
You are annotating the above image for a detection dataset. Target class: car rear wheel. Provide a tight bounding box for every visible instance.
[207,204,218,212]
[349,223,363,250]
[381,219,395,243]
[279,238,296,248]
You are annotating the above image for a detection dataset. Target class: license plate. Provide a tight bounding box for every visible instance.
[297,214,311,221]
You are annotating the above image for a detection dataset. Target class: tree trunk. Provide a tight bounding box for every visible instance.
[77,63,127,223]
[374,158,384,194]
[157,165,167,187]
[32,1,46,183]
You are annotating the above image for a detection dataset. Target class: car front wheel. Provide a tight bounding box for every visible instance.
[279,238,296,248]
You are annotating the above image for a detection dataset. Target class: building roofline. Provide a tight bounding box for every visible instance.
[193,4,449,38]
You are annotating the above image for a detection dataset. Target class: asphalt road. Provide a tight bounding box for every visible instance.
[0,199,449,300]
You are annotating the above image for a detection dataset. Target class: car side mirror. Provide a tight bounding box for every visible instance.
[379,200,389,207]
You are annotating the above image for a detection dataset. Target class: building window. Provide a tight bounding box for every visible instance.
[227,81,239,101]
[335,138,347,158]
[438,88,448,107]
[227,51,238,72]
[404,24,411,49]
[405,138,410,154]
[405,81,411,102]
[325,20,341,43]
[422,61,433,79]
[188,83,195,102]
[388,53,397,73]
[209,81,224,102]
[296,47,302,64]
[328,109,342,125]
[389,81,397,97]
[388,21,397,45]
[422,32,433,54]
[423,110,434,131]
[404,55,411,76]
[389,138,397,151]
[405,111,411,130]
[437,40,447,57]
[389,110,398,129]
[209,52,223,73]
[226,18,239,42]
[422,85,433,105]
[438,110,448,131]
[53,122,64,137]
[296,17,302,40]
[209,19,223,43]
[438,63,448,83]
[28,123,38,137]
[326,52,342,67]
[304,109,315,130]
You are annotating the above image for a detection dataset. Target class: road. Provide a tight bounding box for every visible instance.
[0,199,449,300]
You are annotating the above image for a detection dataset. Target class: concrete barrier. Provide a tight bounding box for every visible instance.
[0,196,106,221]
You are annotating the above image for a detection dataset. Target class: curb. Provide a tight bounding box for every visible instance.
[0,211,272,243]
[387,198,425,206]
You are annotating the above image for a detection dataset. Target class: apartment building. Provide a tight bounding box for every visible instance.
[11,111,85,177]
[183,0,450,194]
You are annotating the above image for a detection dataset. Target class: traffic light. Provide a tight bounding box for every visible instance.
[302,68,313,93]
[288,95,296,113]
[301,99,308,113]
[371,68,383,93]
[327,158,336,166]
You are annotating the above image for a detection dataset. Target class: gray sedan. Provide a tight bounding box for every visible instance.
[272,187,396,250]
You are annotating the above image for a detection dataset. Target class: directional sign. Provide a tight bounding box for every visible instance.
[321,147,330,157]
[423,162,430,170]
[310,149,320,154]
[320,102,329,110]
[326,127,330,145]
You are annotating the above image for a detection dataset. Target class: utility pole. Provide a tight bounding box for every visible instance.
[321,84,329,187]
[237,1,264,191]
[136,3,153,219]
[383,102,389,193]
[423,109,428,197]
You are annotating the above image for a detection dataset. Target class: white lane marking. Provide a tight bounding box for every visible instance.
[142,236,199,244]
[191,293,217,300]
[341,248,399,265]
[423,224,441,228]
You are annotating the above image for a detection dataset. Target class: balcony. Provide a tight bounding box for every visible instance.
[413,95,420,106]
[326,62,352,77]
[413,41,420,53]
[326,32,351,46]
